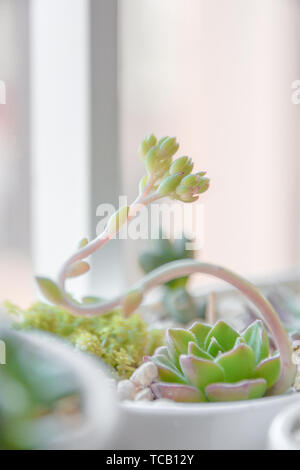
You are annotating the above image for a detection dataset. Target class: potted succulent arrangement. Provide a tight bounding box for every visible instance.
[4,134,300,449]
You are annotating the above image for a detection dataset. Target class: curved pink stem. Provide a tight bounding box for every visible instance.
[58,258,295,395]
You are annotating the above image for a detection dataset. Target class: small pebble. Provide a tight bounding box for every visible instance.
[117,380,137,401]
[134,388,154,401]
[292,350,300,366]
[130,362,158,387]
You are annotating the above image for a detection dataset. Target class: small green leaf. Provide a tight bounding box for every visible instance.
[205,379,267,402]
[215,344,256,383]
[66,261,90,278]
[188,341,213,360]
[189,322,211,349]
[205,321,239,352]
[180,355,224,392]
[35,277,64,305]
[254,355,281,389]
[153,346,169,357]
[151,355,187,384]
[242,320,269,364]
[78,237,88,248]
[166,328,196,367]
[207,337,224,358]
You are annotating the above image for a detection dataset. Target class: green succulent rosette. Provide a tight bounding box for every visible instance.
[148,319,281,403]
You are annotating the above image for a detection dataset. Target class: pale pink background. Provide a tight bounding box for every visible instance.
[119,0,300,287]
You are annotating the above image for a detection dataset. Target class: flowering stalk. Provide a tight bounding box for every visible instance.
[37,134,209,313]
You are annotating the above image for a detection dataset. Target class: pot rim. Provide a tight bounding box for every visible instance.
[121,391,300,416]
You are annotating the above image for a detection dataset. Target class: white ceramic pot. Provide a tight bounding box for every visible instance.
[268,401,300,450]
[0,328,119,450]
[114,394,300,450]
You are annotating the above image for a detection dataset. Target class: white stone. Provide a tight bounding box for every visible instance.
[117,380,137,401]
[134,388,153,401]
[130,362,158,387]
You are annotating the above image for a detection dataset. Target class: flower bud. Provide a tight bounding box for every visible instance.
[106,206,129,235]
[145,146,160,174]
[155,156,172,178]
[157,173,184,197]
[138,134,157,159]
[170,156,193,176]
[158,136,168,146]
[178,194,199,203]
[197,176,210,193]
[176,174,199,196]
[159,137,179,159]
[176,174,210,199]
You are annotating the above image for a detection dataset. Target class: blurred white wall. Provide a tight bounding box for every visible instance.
[119,0,300,287]
[0,0,32,306]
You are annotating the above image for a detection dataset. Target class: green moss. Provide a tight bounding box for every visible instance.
[5,301,164,379]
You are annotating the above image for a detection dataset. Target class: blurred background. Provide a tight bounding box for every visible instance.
[0,0,300,306]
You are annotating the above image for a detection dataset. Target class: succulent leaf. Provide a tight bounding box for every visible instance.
[254,354,281,389]
[189,322,212,349]
[180,355,225,392]
[154,346,169,357]
[66,261,90,278]
[188,341,213,360]
[150,354,187,384]
[204,321,239,352]
[207,337,224,358]
[151,382,205,403]
[166,328,195,367]
[215,344,256,383]
[242,320,269,364]
[35,277,64,305]
[78,237,88,248]
[205,379,267,402]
